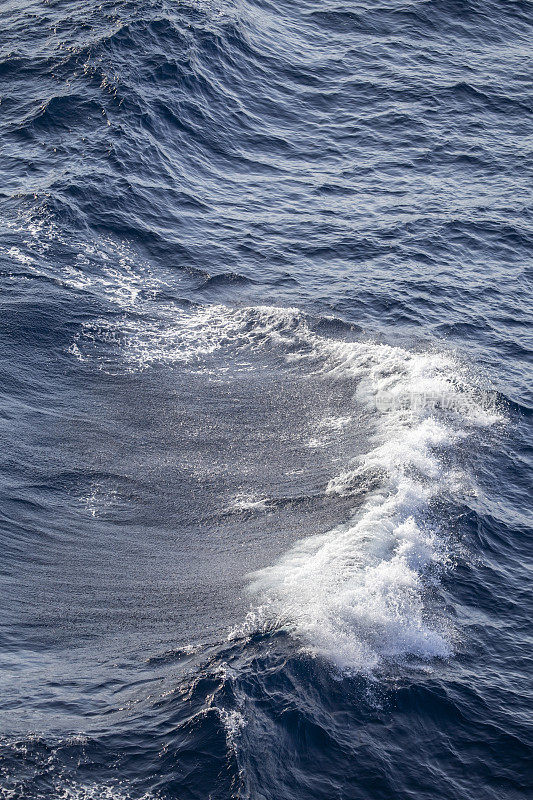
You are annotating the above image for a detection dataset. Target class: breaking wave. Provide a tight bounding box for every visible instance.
[67,291,503,671]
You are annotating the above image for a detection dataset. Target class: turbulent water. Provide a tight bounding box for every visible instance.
[1,1,532,798]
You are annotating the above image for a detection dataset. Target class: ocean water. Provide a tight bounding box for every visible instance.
[0,1,532,798]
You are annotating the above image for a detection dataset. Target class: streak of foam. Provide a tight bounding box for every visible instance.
[53,787,158,800]
[229,493,270,512]
[71,304,307,371]
[2,210,164,310]
[218,708,246,749]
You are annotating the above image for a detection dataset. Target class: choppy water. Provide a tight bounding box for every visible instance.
[1,1,532,798]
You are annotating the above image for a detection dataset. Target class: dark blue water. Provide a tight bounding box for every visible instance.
[1,1,532,798]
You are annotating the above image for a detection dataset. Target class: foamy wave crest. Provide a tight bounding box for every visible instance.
[247,475,450,672]
[214,307,502,672]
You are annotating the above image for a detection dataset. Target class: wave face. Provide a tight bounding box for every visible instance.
[0,1,532,800]
[244,327,502,670]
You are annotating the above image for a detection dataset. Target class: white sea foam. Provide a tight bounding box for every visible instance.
[53,785,158,800]
[320,415,353,430]
[229,493,270,512]
[251,352,497,667]
[70,304,308,371]
[2,211,164,310]
[196,305,501,672]
[218,707,246,747]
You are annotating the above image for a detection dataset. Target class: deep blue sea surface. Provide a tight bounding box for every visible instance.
[1,1,532,798]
